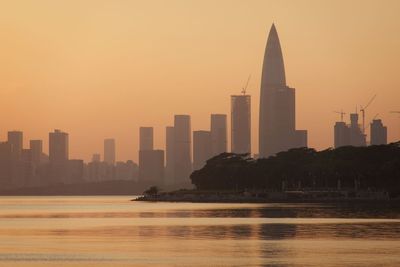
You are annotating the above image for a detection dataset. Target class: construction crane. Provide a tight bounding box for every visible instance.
[333,110,346,122]
[241,75,251,95]
[360,94,377,134]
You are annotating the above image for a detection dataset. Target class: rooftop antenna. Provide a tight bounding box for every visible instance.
[241,75,251,95]
[360,94,377,134]
[333,110,346,122]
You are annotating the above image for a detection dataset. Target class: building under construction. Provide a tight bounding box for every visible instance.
[231,94,251,154]
[334,113,388,148]
[334,113,366,148]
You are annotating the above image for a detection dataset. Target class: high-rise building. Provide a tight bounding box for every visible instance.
[370,119,387,145]
[139,127,154,151]
[211,114,227,156]
[0,142,12,161]
[29,140,43,164]
[349,113,366,146]
[193,130,212,170]
[139,150,164,186]
[0,142,13,186]
[7,131,23,160]
[259,24,307,158]
[334,122,350,148]
[174,115,192,185]
[333,114,366,148]
[104,138,116,165]
[231,95,251,154]
[165,126,175,183]
[49,129,69,163]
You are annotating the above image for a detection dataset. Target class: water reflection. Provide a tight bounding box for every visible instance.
[0,196,399,267]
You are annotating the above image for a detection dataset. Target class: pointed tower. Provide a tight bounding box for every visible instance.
[261,24,286,87]
[259,24,307,158]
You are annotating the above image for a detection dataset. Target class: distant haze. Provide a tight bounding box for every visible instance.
[1,0,399,162]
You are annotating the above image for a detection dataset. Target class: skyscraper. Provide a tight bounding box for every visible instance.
[193,130,212,170]
[334,122,350,148]
[139,150,164,186]
[231,95,251,154]
[29,140,43,164]
[333,114,366,148]
[49,129,69,163]
[370,119,387,145]
[259,24,307,158]
[174,115,192,185]
[210,114,227,156]
[165,126,175,183]
[104,138,116,165]
[139,127,154,151]
[7,131,23,160]
[349,113,366,146]
[0,142,13,186]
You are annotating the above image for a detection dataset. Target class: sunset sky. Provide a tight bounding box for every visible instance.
[1,0,399,162]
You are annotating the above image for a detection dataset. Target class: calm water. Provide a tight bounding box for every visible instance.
[0,196,399,266]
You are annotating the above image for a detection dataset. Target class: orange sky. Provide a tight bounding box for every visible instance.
[1,0,399,162]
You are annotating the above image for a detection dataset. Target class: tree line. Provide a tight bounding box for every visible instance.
[190,142,400,197]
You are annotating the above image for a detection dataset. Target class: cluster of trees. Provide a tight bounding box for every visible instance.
[190,142,400,196]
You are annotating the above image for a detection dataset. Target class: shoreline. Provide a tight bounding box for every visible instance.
[134,191,400,204]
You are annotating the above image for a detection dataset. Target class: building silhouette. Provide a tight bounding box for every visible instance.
[333,113,366,148]
[8,131,23,160]
[115,160,138,181]
[174,115,192,186]
[21,149,32,162]
[88,157,106,181]
[165,126,175,184]
[66,159,84,184]
[211,114,227,156]
[48,129,70,183]
[231,95,251,154]
[1,129,134,188]
[370,119,387,145]
[92,153,101,162]
[139,127,154,151]
[0,142,13,186]
[138,127,165,186]
[193,130,212,170]
[49,129,69,163]
[259,24,307,158]
[334,122,350,148]
[349,113,366,146]
[104,138,116,165]
[139,149,164,186]
[29,140,43,164]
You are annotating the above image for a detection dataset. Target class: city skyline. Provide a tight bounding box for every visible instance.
[1,1,400,162]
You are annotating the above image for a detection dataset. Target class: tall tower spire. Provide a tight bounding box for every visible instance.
[258,24,307,158]
[261,24,286,87]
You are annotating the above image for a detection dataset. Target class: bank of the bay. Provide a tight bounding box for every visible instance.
[134,189,400,203]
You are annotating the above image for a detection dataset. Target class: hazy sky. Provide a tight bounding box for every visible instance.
[1,0,399,162]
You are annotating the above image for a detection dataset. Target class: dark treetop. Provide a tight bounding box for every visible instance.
[190,142,400,197]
